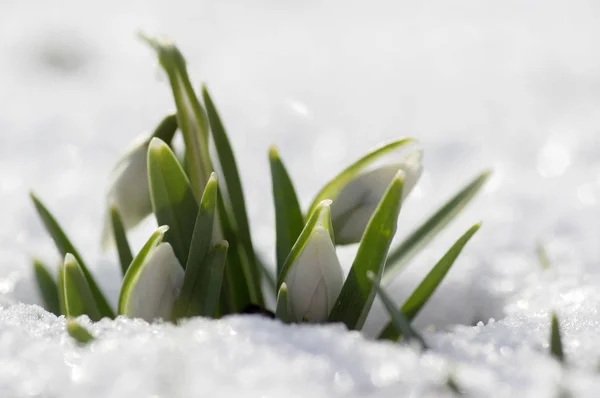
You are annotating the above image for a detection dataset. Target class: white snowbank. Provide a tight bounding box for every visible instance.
[1,0,600,396]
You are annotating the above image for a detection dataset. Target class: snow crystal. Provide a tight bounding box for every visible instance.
[1,0,600,396]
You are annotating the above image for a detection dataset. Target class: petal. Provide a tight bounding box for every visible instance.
[101,138,153,248]
[285,226,344,322]
[330,149,423,244]
[126,242,184,322]
[303,278,329,322]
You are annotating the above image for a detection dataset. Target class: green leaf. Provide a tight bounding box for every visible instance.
[327,173,404,330]
[256,253,277,297]
[182,241,228,318]
[30,192,114,318]
[141,35,212,201]
[383,170,490,285]
[368,271,427,349]
[277,200,335,289]
[268,145,305,277]
[172,173,220,319]
[308,138,414,215]
[57,263,66,315]
[66,318,95,345]
[109,206,134,276]
[217,191,253,314]
[446,374,464,396]
[550,312,565,363]
[118,226,169,315]
[378,223,481,340]
[62,254,102,321]
[151,113,179,144]
[536,243,552,271]
[275,283,290,323]
[203,86,264,306]
[32,258,60,316]
[148,137,198,266]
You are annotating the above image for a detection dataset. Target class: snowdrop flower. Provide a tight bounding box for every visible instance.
[330,149,423,245]
[285,202,344,322]
[101,135,153,248]
[122,241,184,322]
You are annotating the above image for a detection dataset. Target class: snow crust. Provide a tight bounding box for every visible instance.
[1,0,600,396]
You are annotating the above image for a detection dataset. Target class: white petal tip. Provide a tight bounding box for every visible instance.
[63,253,78,267]
[156,225,170,235]
[149,137,167,150]
[318,199,333,207]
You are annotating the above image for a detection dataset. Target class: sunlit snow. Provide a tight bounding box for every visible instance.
[1,0,600,396]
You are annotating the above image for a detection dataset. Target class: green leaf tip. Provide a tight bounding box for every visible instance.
[275,283,290,323]
[62,254,102,321]
[268,144,281,159]
[32,258,60,316]
[141,32,212,202]
[383,169,490,285]
[536,243,552,271]
[550,312,565,363]
[30,192,114,318]
[109,205,133,276]
[379,222,481,340]
[367,271,428,350]
[66,319,95,345]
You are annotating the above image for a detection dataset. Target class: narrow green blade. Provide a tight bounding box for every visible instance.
[536,243,552,270]
[151,113,179,144]
[327,173,404,330]
[109,206,133,276]
[446,374,464,395]
[147,138,198,266]
[379,223,481,340]
[62,254,102,321]
[140,35,212,202]
[550,312,565,363]
[118,226,169,315]
[172,174,219,319]
[30,193,114,318]
[268,145,305,277]
[275,283,290,323]
[32,258,60,316]
[66,318,95,345]
[383,170,490,285]
[256,253,277,297]
[368,271,428,349]
[183,241,228,318]
[308,138,414,215]
[217,191,253,314]
[57,263,66,315]
[203,87,264,306]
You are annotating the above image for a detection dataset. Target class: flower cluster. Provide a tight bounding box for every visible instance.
[30,35,489,342]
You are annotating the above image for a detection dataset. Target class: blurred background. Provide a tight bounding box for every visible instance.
[1,0,600,334]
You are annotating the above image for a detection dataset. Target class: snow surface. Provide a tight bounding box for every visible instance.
[2,0,600,396]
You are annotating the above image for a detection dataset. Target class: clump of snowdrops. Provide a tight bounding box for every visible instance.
[30,35,490,345]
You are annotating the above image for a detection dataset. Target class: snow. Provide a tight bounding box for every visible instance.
[2,0,600,396]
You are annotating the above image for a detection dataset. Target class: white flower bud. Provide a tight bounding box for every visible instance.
[330,149,423,244]
[285,213,344,323]
[123,242,184,322]
[101,135,153,248]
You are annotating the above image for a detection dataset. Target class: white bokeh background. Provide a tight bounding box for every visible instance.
[1,1,600,396]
